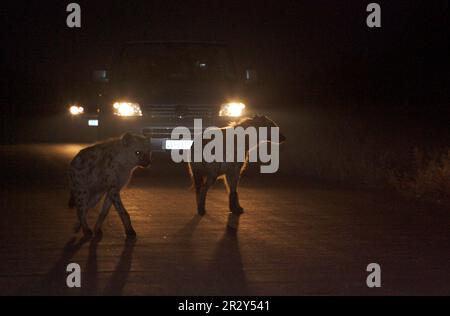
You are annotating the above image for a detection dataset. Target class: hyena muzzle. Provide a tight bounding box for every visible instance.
[68,133,151,238]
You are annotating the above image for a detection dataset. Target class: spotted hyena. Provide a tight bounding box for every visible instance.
[68,133,151,238]
[188,115,286,216]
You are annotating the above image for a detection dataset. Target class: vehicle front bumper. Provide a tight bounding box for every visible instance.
[98,115,232,152]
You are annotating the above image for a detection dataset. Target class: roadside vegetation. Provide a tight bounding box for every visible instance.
[275,106,450,207]
[390,149,450,206]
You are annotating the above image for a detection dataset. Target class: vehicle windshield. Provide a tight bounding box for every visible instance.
[116,43,237,83]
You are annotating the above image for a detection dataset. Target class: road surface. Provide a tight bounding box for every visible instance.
[0,144,449,295]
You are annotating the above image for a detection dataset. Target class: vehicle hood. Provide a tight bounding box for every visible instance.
[109,80,243,105]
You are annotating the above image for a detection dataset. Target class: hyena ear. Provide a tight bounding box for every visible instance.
[121,132,134,147]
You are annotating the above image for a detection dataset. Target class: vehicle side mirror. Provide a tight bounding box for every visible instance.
[92,70,109,83]
[244,69,258,84]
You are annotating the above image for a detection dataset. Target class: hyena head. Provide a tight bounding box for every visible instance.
[121,133,152,168]
[249,115,286,143]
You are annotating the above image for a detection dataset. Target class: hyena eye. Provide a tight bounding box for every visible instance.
[135,151,141,156]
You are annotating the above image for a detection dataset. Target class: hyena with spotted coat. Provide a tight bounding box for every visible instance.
[68,133,151,237]
[188,115,286,216]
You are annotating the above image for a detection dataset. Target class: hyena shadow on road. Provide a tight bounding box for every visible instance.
[82,214,247,296]
[206,213,248,295]
[129,214,247,295]
[80,234,137,296]
[17,235,91,295]
[82,235,102,295]
[101,238,136,295]
[171,215,202,240]
[166,214,247,295]
[143,215,204,294]
[22,215,245,295]
[18,234,136,295]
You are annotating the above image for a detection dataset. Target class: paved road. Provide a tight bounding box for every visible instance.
[0,144,449,295]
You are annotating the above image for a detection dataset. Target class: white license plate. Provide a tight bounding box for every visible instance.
[164,140,193,150]
[88,119,99,126]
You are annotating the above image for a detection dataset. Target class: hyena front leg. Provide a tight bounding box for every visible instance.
[197,175,216,216]
[225,171,244,215]
[192,171,203,207]
[93,194,113,235]
[110,190,136,238]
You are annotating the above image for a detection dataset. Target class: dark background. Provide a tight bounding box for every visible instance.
[1,0,449,116]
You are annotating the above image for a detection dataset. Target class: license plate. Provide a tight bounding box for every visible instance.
[164,140,193,150]
[88,119,99,126]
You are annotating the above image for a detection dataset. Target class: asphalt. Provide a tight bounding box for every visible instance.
[0,144,449,295]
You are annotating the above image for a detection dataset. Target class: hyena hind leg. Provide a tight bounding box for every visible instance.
[225,172,244,215]
[76,207,92,236]
[73,192,103,233]
[192,171,203,206]
[197,175,216,216]
[73,221,81,234]
[93,194,113,235]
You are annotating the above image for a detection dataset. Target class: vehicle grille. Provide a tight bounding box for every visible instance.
[142,127,174,138]
[142,104,215,119]
[142,127,203,138]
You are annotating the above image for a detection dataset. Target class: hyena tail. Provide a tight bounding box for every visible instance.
[68,191,75,209]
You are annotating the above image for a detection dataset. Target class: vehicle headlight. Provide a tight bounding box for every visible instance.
[69,105,84,115]
[219,102,246,117]
[113,102,142,117]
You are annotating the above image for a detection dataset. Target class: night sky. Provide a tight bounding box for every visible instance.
[1,0,449,115]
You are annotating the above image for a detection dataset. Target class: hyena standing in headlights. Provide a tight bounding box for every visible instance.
[68,133,152,238]
[188,115,286,216]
